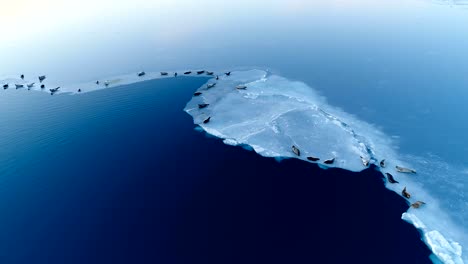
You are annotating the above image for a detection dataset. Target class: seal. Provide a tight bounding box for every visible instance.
[411,201,426,209]
[396,166,416,174]
[49,87,60,95]
[360,156,369,166]
[203,117,211,124]
[40,84,45,89]
[27,83,35,88]
[160,72,168,76]
[38,75,46,82]
[307,156,320,162]
[324,158,335,164]
[20,74,24,80]
[206,71,214,75]
[380,159,386,168]
[402,187,411,199]
[198,103,209,109]
[385,173,399,184]
[184,71,192,75]
[225,72,231,76]
[193,92,202,96]
[3,84,8,89]
[197,70,205,74]
[15,84,24,89]
[236,85,247,90]
[291,145,300,156]
[207,83,216,89]
[137,71,146,77]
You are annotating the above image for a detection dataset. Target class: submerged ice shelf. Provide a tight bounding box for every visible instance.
[185,70,466,264]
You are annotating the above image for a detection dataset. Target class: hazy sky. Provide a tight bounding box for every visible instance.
[1,0,465,82]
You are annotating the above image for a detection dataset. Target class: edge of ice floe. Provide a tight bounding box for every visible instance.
[403,213,463,264]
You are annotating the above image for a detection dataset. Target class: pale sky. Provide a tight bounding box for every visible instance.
[0,0,460,82]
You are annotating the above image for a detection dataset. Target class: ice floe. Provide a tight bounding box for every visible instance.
[184,69,467,264]
[0,70,213,95]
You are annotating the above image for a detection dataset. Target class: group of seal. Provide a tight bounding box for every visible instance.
[288,144,424,209]
[2,74,58,94]
[92,70,216,92]
[380,159,424,209]
[191,69,235,126]
[290,145,335,165]
[3,69,222,96]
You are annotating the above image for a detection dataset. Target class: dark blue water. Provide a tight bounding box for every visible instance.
[0,78,432,263]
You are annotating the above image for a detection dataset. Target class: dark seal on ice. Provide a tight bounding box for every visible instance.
[402,187,411,199]
[193,92,202,96]
[184,71,192,75]
[396,165,416,174]
[3,84,8,89]
[291,145,300,156]
[198,103,209,109]
[203,117,211,124]
[411,201,426,209]
[225,72,231,76]
[49,87,60,95]
[307,156,320,162]
[380,159,386,168]
[385,173,399,184]
[360,156,369,167]
[324,158,335,165]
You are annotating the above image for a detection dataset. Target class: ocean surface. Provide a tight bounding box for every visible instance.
[0,77,432,263]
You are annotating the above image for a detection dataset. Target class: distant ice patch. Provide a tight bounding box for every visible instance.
[0,70,210,95]
[184,69,466,264]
